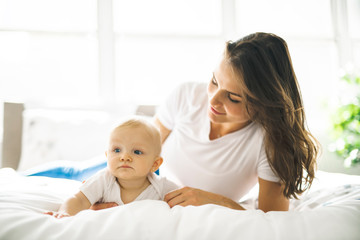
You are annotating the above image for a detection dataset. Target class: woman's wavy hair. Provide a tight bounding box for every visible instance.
[225,32,320,199]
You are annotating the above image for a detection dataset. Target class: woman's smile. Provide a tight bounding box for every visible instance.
[210,106,225,115]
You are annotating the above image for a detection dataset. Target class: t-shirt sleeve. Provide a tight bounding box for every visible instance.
[155,83,188,130]
[257,142,281,183]
[79,168,108,205]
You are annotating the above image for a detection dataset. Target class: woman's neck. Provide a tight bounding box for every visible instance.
[209,121,251,140]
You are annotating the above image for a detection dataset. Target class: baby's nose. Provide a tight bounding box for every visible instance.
[120,154,132,162]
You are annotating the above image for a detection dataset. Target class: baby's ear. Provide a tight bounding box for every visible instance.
[105,151,108,157]
[151,157,163,172]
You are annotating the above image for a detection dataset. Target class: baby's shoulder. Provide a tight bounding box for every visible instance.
[87,168,115,184]
[150,173,179,193]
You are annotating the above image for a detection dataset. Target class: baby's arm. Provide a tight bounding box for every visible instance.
[46,191,91,218]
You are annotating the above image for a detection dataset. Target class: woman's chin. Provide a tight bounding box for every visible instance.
[207,110,223,123]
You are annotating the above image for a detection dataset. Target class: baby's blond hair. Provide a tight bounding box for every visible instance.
[111,118,162,156]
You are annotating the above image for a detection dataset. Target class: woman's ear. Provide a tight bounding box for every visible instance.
[105,151,108,157]
[151,157,163,172]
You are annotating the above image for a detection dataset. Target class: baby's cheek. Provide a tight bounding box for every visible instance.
[107,159,117,169]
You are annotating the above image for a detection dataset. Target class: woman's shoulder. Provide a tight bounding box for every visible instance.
[248,122,266,141]
[229,122,265,144]
[249,122,265,135]
[176,81,207,103]
[174,81,206,93]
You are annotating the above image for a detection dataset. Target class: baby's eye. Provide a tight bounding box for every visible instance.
[114,148,121,153]
[134,150,143,155]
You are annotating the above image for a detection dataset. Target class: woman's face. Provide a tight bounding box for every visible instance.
[207,58,251,129]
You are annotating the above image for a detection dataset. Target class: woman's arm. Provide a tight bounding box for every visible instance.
[257,178,289,212]
[164,179,289,212]
[164,187,245,210]
[154,117,171,144]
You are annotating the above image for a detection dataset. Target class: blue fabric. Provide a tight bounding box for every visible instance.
[22,159,107,182]
[22,159,159,181]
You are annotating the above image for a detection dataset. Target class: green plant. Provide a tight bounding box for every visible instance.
[331,73,360,167]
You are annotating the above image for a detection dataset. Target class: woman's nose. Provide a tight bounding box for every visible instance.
[209,89,223,106]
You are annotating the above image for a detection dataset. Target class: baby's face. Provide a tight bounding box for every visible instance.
[106,126,160,181]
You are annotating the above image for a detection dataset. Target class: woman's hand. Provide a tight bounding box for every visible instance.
[90,202,118,210]
[164,187,244,210]
[164,187,209,207]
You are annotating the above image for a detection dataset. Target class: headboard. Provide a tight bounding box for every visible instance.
[2,102,24,169]
[1,102,156,171]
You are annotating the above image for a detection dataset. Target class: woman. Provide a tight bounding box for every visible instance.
[155,32,319,212]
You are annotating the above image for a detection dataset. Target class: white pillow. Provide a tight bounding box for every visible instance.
[18,107,136,171]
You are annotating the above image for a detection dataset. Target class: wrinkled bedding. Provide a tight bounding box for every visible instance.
[0,168,359,240]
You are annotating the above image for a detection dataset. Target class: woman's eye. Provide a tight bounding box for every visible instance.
[229,98,240,103]
[211,76,217,85]
[114,148,121,153]
[134,150,143,155]
[228,94,240,103]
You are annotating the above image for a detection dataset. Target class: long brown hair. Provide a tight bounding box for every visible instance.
[225,32,320,199]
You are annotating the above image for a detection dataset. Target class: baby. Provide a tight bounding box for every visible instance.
[46,118,178,218]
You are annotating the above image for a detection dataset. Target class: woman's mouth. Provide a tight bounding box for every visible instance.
[210,106,225,115]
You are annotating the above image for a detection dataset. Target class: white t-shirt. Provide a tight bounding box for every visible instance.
[156,82,280,201]
[80,168,179,205]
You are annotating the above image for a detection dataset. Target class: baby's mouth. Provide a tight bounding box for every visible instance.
[120,165,132,169]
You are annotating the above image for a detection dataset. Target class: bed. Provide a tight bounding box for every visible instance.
[1,102,360,240]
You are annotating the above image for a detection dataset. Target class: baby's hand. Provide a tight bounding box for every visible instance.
[44,211,71,219]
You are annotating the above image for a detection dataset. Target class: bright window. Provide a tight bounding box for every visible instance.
[235,0,333,38]
[1,0,358,106]
[0,0,98,105]
[113,0,222,35]
[0,0,97,31]
[113,0,223,104]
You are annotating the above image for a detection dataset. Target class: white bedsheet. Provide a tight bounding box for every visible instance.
[0,168,359,240]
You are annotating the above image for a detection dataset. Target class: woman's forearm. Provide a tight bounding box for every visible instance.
[164,187,246,210]
[216,194,245,210]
